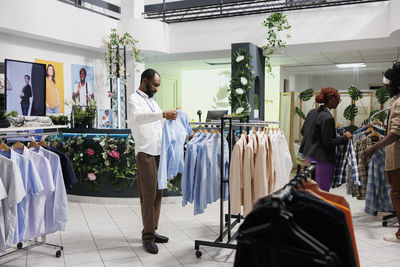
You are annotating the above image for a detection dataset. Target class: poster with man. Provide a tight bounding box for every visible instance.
[99,109,112,128]
[35,59,65,114]
[71,64,94,106]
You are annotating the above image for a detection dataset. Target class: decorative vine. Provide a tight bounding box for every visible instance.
[105,28,142,125]
[229,48,254,115]
[262,12,291,74]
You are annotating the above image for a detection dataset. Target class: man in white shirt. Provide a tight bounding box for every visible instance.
[128,69,177,254]
[72,68,94,106]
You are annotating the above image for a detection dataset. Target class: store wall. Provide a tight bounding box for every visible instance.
[0,32,110,114]
[265,66,281,123]
[182,68,231,121]
[310,72,383,91]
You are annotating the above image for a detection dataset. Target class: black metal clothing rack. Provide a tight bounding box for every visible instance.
[0,126,66,259]
[191,117,280,257]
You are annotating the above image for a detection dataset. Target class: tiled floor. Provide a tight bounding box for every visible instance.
[0,186,399,267]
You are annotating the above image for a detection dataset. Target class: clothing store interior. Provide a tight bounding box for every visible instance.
[1,0,400,266]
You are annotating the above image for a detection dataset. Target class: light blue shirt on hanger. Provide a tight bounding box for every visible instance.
[158,110,192,189]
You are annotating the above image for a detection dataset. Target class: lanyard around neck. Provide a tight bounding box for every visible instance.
[137,90,155,112]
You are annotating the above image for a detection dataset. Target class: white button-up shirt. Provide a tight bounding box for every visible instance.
[128,90,164,156]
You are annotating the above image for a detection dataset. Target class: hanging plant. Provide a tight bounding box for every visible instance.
[229,48,254,115]
[262,13,291,74]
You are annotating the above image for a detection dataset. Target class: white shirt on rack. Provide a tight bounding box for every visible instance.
[0,156,25,251]
[15,147,55,240]
[0,179,7,201]
[127,90,164,156]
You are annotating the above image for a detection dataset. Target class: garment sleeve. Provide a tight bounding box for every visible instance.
[27,85,32,98]
[390,101,400,136]
[128,96,163,124]
[320,117,348,148]
[230,141,242,214]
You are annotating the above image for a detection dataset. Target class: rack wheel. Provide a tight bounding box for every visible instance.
[195,250,202,258]
[55,250,62,258]
[382,221,388,227]
[17,242,23,249]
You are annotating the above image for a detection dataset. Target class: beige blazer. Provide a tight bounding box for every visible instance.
[229,135,247,214]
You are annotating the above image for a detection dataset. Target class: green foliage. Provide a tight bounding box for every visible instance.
[48,115,70,125]
[376,86,389,105]
[370,109,388,123]
[295,107,306,120]
[2,110,18,119]
[344,104,358,121]
[229,48,254,115]
[49,135,137,192]
[299,88,314,101]
[71,99,97,128]
[348,85,363,101]
[262,13,291,74]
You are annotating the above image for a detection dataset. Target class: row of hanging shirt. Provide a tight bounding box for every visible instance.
[333,124,392,216]
[181,129,229,215]
[230,128,293,217]
[0,141,69,252]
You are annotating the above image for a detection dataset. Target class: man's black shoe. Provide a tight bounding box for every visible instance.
[143,241,158,254]
[154,233,169,243]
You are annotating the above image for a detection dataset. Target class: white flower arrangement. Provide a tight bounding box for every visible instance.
[240,77,248,85]
[236,55,244,62]
[235,107,244,114]
[235,88,245,95]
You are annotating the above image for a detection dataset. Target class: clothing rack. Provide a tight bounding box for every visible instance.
[191,117,280,258]
[0,125,67,259]
[368,108,398,226]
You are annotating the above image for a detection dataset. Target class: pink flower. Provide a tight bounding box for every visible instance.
[108,92,115,98]
[87,148,95,156]
[109,150,120,159]
[87,173,96,181]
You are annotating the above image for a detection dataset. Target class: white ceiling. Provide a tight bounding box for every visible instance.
[144,45,400,76]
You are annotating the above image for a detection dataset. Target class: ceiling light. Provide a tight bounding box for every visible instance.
[336,63,366,69]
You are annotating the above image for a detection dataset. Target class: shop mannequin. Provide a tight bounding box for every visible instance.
[364,62,400,243]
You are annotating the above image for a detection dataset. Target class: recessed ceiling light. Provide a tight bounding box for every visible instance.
[336,63,366,68]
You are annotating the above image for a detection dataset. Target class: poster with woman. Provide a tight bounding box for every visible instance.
[71,64,94,106]
[35,59,65,114]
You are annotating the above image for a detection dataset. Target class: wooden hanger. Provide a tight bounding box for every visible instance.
[366,127,375,134]
[12,142,25,150]
[38,140,47,148]
[336,122,342,128]
[370,130,380,138]
[251,127,256,135]
[0,143,10,152]
[373,118,381,124]
[28,140,41,149]
[258,127,262,134]
[210,130,215,134]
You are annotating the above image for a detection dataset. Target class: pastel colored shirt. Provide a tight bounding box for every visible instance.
[14,147,55,240]
[33,147,68,234]
[0,155,25,251]
[0,150,44,244]
[158,110,192,189]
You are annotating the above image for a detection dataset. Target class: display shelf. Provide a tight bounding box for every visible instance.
[0,125,68,133]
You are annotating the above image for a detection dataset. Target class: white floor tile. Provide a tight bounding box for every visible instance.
[64,250,102,266]
[139,250,181,267]
[99,246,137,261]
[103,257,144,267]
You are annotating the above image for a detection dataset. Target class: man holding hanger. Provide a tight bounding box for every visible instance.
[127,69,177,254]
[364,62,400,243]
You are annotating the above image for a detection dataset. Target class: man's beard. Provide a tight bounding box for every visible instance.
[145,82,154,98]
